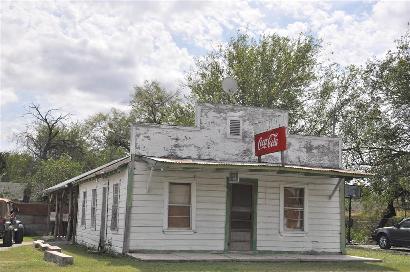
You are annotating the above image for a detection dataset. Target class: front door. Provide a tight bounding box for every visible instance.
[228,182,256,251]
[99,187,107,249]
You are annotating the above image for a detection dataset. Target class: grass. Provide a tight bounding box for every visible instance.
[1,242,409,272]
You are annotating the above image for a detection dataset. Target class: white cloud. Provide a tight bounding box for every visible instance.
[45,88,130,120]
[2,2,194,94]
[0,118,25,152]
[260,1,410,65]
[309,1,410,65]
[0,88,18,106]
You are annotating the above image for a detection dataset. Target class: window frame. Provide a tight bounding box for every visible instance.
[279,184,308,236]
[81,191,87,227]
[91,188,97,230]
[163,181,196,233]
[110,183,120,231]
[227,117,242,139]
[400,219,410,229]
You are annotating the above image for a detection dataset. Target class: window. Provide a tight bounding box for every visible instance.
[281,186,306,233]
[91,189,97,230]
[111,183,119,230]
[227,118,242,138]
[166,183,194,230]
[401,220,410,229]
[81,191,87,226]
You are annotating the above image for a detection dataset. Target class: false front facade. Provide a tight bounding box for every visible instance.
[45,103,369,254]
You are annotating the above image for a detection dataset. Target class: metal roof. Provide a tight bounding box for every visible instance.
[142,157,372,178]
[44,156,130,194]
[43,154,371,195]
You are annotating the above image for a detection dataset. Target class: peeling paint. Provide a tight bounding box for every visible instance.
[132,103,341,168]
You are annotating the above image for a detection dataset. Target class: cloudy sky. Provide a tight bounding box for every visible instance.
[1,0,409,151]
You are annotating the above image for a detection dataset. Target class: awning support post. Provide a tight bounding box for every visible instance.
[53,192,58,239]
[280,151,285,167]
[329,178,344,199]
[145,161,157,193]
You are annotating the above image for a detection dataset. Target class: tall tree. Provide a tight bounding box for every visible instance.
[18,104,86,161]
[186,32,320,132]
[363,33,410,226]
[131,80,194,126]
[305,33,410,227]
[30,154,84,199]
[83,108,131,164]
[0,152,34,183]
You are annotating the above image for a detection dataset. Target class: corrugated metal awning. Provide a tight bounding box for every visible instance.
[141,156,372,179]
[44,156,130,194]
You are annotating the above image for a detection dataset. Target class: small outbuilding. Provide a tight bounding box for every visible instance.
[45,103,370,254]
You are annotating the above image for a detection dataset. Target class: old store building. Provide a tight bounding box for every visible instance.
[45,103,370,254]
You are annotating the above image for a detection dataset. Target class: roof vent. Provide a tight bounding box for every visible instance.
[228,118,241,138]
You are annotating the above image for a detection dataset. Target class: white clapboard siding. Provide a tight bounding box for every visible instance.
[128,160,341,252]
[256,175,341,253]
[75,168,128,254]
[128,161,226,251]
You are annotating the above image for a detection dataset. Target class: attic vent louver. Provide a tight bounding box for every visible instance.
[228,118,241,137]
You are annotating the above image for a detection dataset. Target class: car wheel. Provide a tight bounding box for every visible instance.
[14,228,24,244]
[3,230,13,247]
[378,234,391,249]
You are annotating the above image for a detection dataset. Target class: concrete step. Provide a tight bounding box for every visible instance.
[35,241,61,252]
[39,243,51,251]
[47,245,62,252]
[43,250,74,266]
[33,240,44,248]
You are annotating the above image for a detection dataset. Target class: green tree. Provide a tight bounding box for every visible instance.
[30,154,84,199]
[362,33,410,226]
[187,32,320,132]
[0,152,34,183]
[82,108,131,164]
[131,80,194,126]
[18,104,87,161]
[305,33,410,227]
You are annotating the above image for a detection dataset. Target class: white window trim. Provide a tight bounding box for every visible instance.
[226,117,242,139]
[163,181,196,233]
[279,184,308,236]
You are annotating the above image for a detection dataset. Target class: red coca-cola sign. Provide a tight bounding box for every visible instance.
[254,127,287,156]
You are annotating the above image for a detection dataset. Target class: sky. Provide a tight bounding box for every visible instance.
[1,0,409,151]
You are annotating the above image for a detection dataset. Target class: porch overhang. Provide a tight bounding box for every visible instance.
[44,156,131,194]
[140,156,372,179]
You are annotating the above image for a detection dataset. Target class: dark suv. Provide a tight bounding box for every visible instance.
[0,198,24,247]
[372,218,410,249]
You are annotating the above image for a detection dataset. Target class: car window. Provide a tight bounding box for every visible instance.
[401,220,410,228]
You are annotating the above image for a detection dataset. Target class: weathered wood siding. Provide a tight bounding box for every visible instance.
[253,172,341,252]
[128,161,341,253]
[128,161,226,251]
[75,168,128,253]
[132,103,342,168]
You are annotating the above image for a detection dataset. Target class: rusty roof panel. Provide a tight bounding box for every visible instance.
[142,156,372,178]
